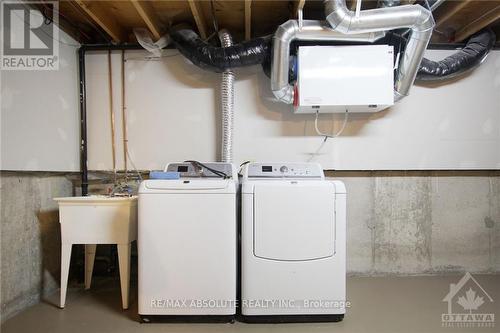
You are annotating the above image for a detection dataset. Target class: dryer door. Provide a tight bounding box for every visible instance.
[253,182,335,261]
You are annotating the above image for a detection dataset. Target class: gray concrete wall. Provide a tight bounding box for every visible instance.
[0,171,498,321]
[326,171,500,275]
[0,172,73,322]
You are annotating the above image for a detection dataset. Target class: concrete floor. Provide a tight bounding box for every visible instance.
[1,275,499,333]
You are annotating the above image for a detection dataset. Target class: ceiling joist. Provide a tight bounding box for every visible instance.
[245,0,252,40]
[73,0,124,43]
[131,0,163,40]
[454,5,500,41]
[38,0,500,45]
[435,0,472,28]
[188,0,208,40]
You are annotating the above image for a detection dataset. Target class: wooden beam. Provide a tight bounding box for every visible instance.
[188,0,208,39]
[131,0,163,40]
[454,5,500,42]
[245,0,252,40]
[435,0,472,28]
[73,0,124,43]
[30,3,87,43]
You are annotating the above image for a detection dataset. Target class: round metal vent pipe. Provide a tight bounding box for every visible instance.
[324,0,435,100]
[218,30,235,163]
[271,20,385,103]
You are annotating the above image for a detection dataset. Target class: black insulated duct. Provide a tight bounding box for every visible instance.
[416,29,496,82]
[169,28,271,72]
[169,27,495,86]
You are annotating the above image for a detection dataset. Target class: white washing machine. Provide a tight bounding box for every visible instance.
[138,162,237,323]
[241,162,346,323]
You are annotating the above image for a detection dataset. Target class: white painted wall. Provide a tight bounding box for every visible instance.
[87,49,500,171]
[1,38,499,171]
[1,25,80,171]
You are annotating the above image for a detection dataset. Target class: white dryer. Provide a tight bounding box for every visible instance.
[240,162,346,323]
[138,162,237,323]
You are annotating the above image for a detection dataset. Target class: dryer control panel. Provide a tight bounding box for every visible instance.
[245,162,324,179]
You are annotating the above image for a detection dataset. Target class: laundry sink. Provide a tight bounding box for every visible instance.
[53,195,138,244]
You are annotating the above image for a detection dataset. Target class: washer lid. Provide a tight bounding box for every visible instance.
[140,179,236,194]
[253,182,335,261]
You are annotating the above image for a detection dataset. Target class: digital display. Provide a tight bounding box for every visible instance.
[262,166,273,172]
[177,165,189,172]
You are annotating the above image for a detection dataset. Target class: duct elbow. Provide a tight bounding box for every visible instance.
[324,0,351,32]
[414,5,435,33]
[274,20,299,42]
[272,86,294,104]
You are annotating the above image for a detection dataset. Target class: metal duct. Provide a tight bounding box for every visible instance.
[378,0,401,8]
[218,30,235,163]
[271,19,385,103]
[324,0,434,101]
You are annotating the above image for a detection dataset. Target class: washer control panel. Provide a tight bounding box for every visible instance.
[245,162,324,179]
[166,162,234,178]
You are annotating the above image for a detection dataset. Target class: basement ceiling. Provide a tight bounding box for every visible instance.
[35,0,500,45]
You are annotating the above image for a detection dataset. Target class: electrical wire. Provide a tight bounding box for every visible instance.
[126,149,143,182]
[184,160,229,179]
[238,160,251,176]
[239,160,251,168]
[307,138,329,162]
[210,0,219,34]
[308,110,349,162]
[314,110,349,139]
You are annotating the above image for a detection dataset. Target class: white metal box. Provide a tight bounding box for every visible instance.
[138,163,237,322]
[240,163,347,322]
[295,45,394,113]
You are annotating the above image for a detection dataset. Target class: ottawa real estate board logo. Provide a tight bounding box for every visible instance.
[442,272,495,328]
[1,1,59,70]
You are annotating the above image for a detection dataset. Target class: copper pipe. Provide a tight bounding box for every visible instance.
[121,50,128,181]
[108,50,117,183]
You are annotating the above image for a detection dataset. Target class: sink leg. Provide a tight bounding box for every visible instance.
[60,243,72,308]
[117,243,131,310]
[84,244,96,290]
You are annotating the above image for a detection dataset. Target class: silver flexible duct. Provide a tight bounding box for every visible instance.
[271,20,385,103]
[218,30,235,163]
[324,0,434,101]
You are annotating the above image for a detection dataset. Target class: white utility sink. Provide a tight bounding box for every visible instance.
[54,195,137,309]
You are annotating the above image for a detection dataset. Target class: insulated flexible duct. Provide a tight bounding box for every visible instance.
[324,0,435,101]
[416,29,496,82]
[218,30,235,163]
[169,28,271,72]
